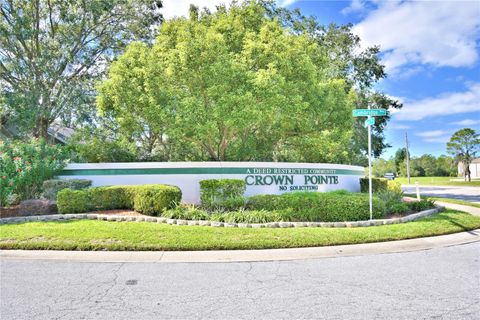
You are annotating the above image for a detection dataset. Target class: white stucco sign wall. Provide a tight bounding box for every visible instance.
[58,162,365,204]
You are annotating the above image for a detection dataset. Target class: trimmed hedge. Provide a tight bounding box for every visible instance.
[42,179,92,201]
[199,179,246,209]
[246,191,386,222]
[57,184,181,215]
[360,178,388,193]
[56,189,89,214]
[134,185,181,216]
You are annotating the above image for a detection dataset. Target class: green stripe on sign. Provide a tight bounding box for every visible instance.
[59,167,364,176]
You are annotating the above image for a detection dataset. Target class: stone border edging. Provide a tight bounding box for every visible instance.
[0,206,444,228]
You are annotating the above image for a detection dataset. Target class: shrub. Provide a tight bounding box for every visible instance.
[162,205,209,220]
[247,191,386,222]
[407,199,435,212]
[214,196,247,212]
[388,202,410,214]
[387,180,402,194]
[133,185,181,216]
[0,139,69,206]
[360,178,388,193]
[246,194,281,211]
[57,189,89,214]
[377,190,405,214]
[210,210,283,224]
[199,179,246,209]
[89,186,135,210]
[42,179,92,201]
[56,184,181,215]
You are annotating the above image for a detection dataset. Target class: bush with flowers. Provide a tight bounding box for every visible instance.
[0,139,70,206]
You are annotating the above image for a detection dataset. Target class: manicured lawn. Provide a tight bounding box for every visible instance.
[395,176,480,187]
[404,194,480,209]
[1,210,479,251]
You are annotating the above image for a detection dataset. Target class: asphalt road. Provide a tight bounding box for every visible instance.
[402,185,480,203]
[2,242,479,320]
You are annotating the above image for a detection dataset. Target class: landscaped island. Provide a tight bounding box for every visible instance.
[2,177,479,251]
[53,178,435,224]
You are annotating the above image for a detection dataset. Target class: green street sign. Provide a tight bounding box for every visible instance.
[364,117,375,128]
[352,109,387,117]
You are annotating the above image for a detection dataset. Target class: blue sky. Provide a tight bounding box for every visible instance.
[162,0,480,159]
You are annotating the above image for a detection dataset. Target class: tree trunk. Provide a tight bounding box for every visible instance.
[466,165,471,182]
[34,117,51,140]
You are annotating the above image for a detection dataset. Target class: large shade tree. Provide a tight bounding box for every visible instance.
[447,128,480,181]
[96,1,401,162]
[0,0,163,139]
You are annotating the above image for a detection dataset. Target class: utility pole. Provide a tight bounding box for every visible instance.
[405,132,411,184]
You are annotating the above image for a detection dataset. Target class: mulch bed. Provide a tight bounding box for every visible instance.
[90,209,146,216]
[0,206,20,218]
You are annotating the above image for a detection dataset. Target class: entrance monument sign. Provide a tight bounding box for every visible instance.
[59,162,364,204]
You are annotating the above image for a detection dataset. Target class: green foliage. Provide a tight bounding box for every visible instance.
[0,139,69,206]
[96,1,400,162]
[407,199,436,212]
[133,185,182,216]
[162,205,210,220]
[57,189,89,214]
[360,178,388,193]
[89,186,136,211]
[373,154,457,178]
[210,210,284,224]
[377,190,404,214]
[245,194,281,211]
[56,184,181,216]
[246,191,386,222]
[199,179,246,209]
[447,128,479,181]
[387,180,402,194]
[388,202,410,214]
[372,158,397,178]
[1,0,162,139]
[42,179,91,201]
[69,134,138,163]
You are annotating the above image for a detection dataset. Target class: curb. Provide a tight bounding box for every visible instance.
[1,229,478,263]
[0,206,444,228]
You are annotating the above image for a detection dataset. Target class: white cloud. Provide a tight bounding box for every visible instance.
[161,0,227,19]
[276,0,299,7]
[161,0,299,19]
[353,0,480,74]
[341,0,366,15]
[394,83,480,121]
[423,136,452,144]
[416,130,449,138]
[451,119,480,126]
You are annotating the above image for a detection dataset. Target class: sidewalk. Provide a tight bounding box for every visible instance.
[435,201,480,216]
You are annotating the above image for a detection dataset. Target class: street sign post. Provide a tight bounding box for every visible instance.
[364,117,375,128]
[353,109,387,117]
[353,108,387,220]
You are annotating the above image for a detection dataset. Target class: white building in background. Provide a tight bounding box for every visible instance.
[458,158,480,179]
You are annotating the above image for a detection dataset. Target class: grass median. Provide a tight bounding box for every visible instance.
[404,194,480,209]
[395,176,480,187]
[1,210,479,251]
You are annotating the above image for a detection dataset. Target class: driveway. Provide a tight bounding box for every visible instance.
[402,185,480,203]
[2,242,479,320]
